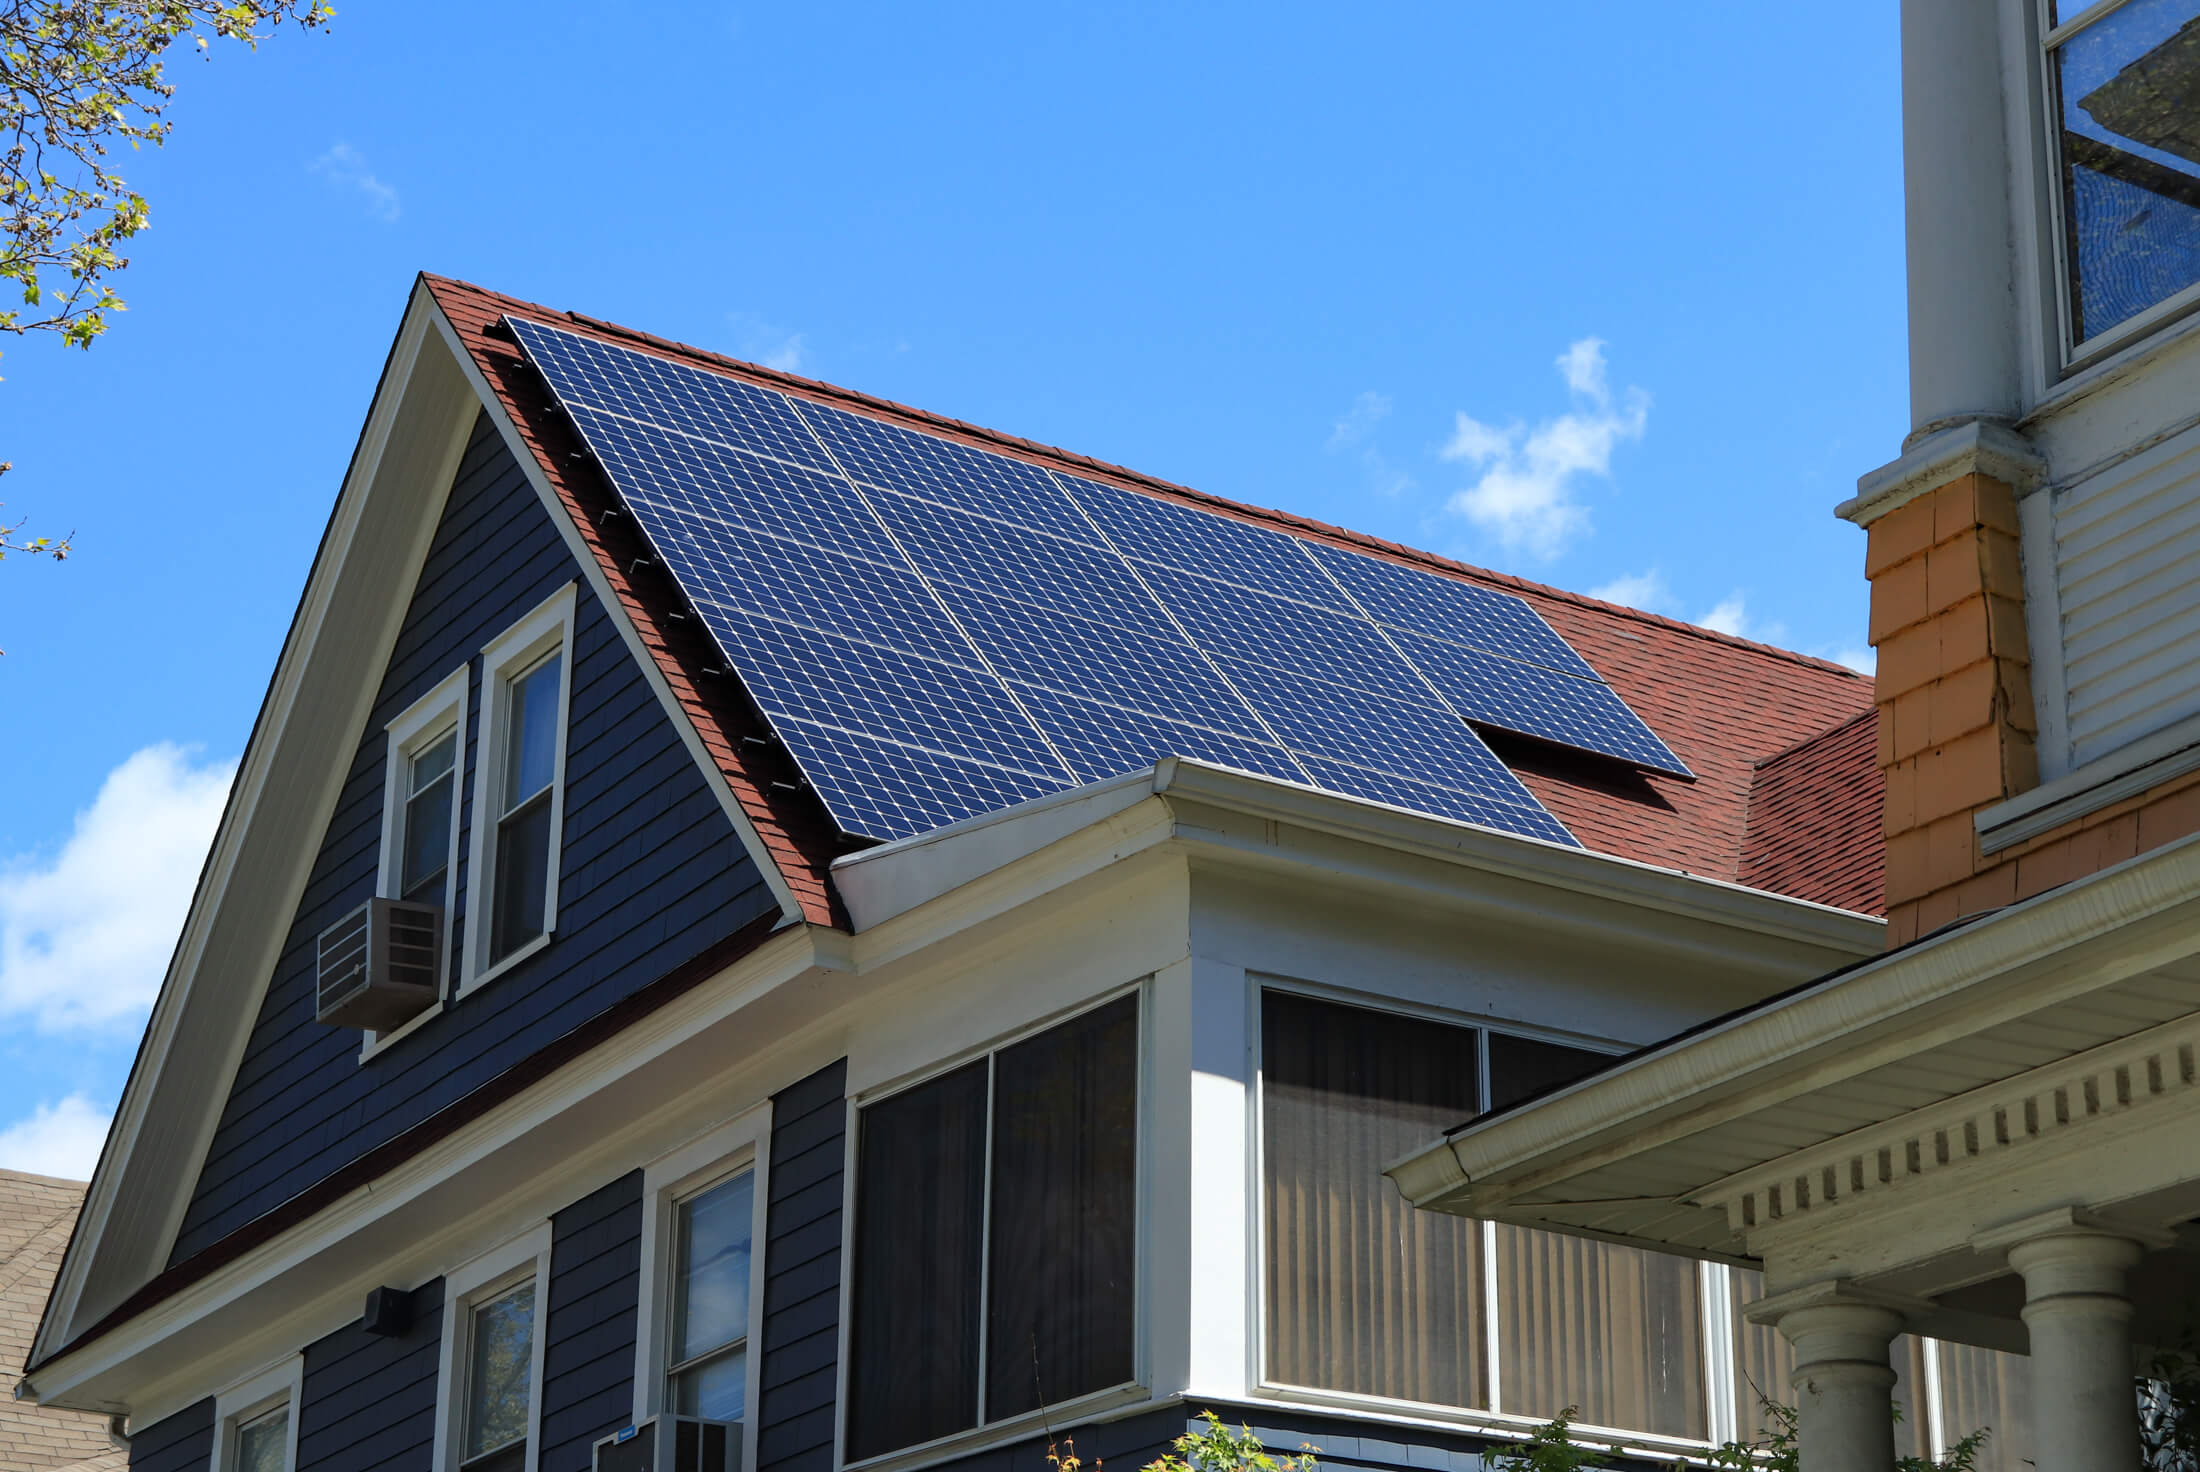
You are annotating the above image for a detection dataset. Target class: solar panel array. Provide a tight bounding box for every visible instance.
[509,317,1691,846]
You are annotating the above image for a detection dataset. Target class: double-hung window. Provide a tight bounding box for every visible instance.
[460,1280,538,1472]
[381,665,469,921]
[667,1169,755,1421]
[844,991,1142,1463]
[467,585,576,985]
[2043,0,2200,353]
[211,1359,302,1472]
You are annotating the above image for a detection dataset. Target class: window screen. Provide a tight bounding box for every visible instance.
[846,994,1141,1461]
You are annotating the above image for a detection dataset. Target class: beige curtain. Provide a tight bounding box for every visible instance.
[1937,1342,2034,1472]
[1493,1226,1706,1438]
[1262,991,1487,1408]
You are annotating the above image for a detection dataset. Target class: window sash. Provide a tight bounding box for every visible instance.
[463,1281,537,1463]
[501,652,563,818]
[233,1405,290,1472]
[400,727,458,905]
[667,1169,755,1424]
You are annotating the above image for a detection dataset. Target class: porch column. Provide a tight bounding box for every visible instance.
[1986,1211,2156,1472]
[1747,1282,1919,1472]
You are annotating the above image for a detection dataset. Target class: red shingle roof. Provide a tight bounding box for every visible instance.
[424,275,1882,919]
[1739,710,1887,915]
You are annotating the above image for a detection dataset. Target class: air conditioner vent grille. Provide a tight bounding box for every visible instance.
[316,897,443,1032]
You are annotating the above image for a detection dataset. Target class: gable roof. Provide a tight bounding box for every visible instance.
[1739,710,1887,915]
[0,1174,125,1472]
[423,275,1880,913]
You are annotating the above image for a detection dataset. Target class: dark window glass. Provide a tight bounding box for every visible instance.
[2053,0,2200,342]
[401,728,457,905]
[1262,990,1488,1407]
[490,650,563,963]
[1489,1031,1612,1112]
[846,1060,989,1461]
[986,993,1139,1419]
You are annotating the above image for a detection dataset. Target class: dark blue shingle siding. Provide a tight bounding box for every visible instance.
[756,1060,846,1472]
[297,1280,445,1472]
[541,1172,645,1472]
[127,1398,212,1472]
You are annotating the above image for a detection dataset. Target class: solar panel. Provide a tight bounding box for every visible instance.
[509,315,1689,847]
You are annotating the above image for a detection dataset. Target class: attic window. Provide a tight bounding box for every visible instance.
[2047,0,2200,351]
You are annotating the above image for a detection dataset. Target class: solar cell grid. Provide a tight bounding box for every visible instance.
[1398,632,1691,775]
[1143,566,1433,706]
[511,318,834,473]
[1059,474,1355,613]
[791,400,1099,544]
[1305,541,1600,680]
[1013,684,1307,787]
[771,717,1069,842]
[1295,757,1578,845]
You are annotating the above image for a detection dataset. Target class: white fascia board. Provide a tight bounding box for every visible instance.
[1386,825,2200,1217]
[425,305,806,929]
[29,282,483,1370]
[22,925,829,1424]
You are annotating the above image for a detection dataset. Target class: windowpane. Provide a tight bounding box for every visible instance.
[490,791,554,961]
[1489,1032,1612,1112]
[1937,1341,2036,1472]
[673,1172,754,1368]
[2054,0,2200,340]
[465,1282,536,1461]
[413,728,457,790]
[1493,1226,1706,1439]
[236,1407,289,1472]
[401,730,457,904]
[846,1059,988,1461]
[985,994,1139,1420]
[504,653,563,812]
[1262,991,1488,1408]
[672,1345,747,1422]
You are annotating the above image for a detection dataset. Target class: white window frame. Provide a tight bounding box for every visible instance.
[365,663,470,1059]
[2032,0,2200,370]
[209,1356,303,1472]
[433,1223,554,1472]
[634,1103,773,1470]
[833,981,1152,1472]
[462,583,578,995]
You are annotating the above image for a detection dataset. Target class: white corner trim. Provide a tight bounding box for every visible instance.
[1842,419,2049,526]
[425,306,807,930]
[1977,709,2200,853]
[631,1102,771,1472]
[207,1355,304,1472]
[433,1222,554,1472]
[462,583,578,992]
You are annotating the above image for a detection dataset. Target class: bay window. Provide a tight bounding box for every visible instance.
[844,992,1140,1463]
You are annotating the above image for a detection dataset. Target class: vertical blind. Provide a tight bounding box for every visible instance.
[846,994,1140,1462]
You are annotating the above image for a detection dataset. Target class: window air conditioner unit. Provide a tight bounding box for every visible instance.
[315,897,442,1031]
[593,1416,738,1472]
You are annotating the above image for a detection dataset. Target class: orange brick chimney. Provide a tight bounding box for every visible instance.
[1866,468,2038,947]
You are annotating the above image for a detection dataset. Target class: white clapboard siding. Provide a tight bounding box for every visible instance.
[2055,425,2200,768]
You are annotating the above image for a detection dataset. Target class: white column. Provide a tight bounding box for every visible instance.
[1747,1282,1920,1472]
[1899,0,2021,437]
[2005,1227,2146,1472]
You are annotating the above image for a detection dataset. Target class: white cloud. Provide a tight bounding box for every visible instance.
[1694,591,1789,646]
[310,143,401,222]
[0,1094,112,1179]
[1588,568,1675,612]
[728,313,807,374]
[0,745,235,1032]
[1828,645,1878,676]
[1327,391,1393,450]
[1441,338,1649,560]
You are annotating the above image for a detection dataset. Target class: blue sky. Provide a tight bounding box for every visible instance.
[0,3,1905,1175]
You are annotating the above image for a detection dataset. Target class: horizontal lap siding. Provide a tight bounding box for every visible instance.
[173,412,776,1261]
[757,1061,846,1472]
[541,1172,644,1472]
[297,1280,445,1472]
[127,1399,212,1472]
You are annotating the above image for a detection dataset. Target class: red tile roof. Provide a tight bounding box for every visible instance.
[1738,710,1887,915]
[423,275,1882,919]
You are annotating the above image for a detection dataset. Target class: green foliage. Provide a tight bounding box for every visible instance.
[1143,1413,1320,1472]
[2141,1334,2200,1472]
[1489,1409,1610,1472]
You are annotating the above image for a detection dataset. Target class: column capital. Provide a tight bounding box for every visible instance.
[1971,1204,2179,1257]
[1741,1278,1935,1331]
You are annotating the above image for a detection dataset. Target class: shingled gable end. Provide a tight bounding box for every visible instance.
[21,276,1893,1472]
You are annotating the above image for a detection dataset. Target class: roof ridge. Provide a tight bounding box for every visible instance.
[428,275,1870,687]
[1752,705,1879,772]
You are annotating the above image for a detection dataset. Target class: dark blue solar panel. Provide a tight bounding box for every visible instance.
[1142,566,1432,705]
[512,319,836,473]
[1396,632,1690,775]
[1060,474,1355,612]
[1014,685,1307,787]
[872,493,1179,641]
[512,314,1622,847]
[1304,541,1599,680]
[790,401,1098,544]
[571,406,903,567]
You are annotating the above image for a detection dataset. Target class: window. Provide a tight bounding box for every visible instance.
[669,1170,754,1420]
[844,992,1141,1463]
[2044,0,2200,350]
[210,1359,302,1472]
[402,727,461,904]
[436,1226,550,1472]
[1259,990,1706,1441]
[466,585,576,986]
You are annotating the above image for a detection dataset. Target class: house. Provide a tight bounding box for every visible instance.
[1,1171,126,1472]
[14,273,1895,1472]
[1387,5,2200,1472]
